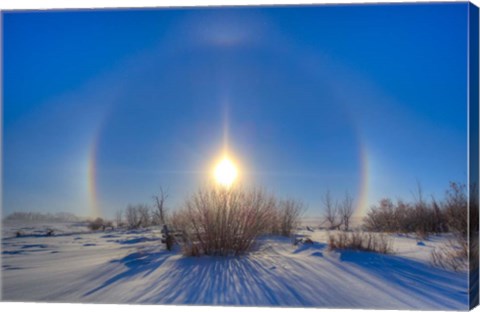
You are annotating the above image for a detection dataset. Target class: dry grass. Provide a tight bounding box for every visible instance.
[328,231,392,254]
[431,235,469,272]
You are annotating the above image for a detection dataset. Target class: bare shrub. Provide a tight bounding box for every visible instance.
[138,205,151,227]
[429,182,476,272]
[125,204,151,229]
[152,187,168,225]
[469,183,479,275]
[88,217,105,231]
[278,199,304,237]
[431,235,468,272]
[104,220,114,230]
[393,200,416,233]
[268,207,281,235]
[125,205,140,228]
[444,182,468,237]
[362,184,456,237]
[470,236,479,274]
[115,210,125,228]
[339,192,354,231]
[322,190,340,230]
[328,231,392,254]
[171,186,277,256]
[363,198,396,232]
[431,198,448,233]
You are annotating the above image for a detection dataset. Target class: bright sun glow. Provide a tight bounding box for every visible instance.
[214,157,238,187]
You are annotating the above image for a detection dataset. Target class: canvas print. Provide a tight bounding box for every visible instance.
[1,2,479,310]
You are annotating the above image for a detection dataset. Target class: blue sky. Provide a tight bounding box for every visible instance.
[3,3,469,218]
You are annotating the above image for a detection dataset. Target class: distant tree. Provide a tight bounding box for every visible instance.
[4,211,80,222]
[322,190,340,230]
[339,192,354,231]
[444,182,468,237]
[278,199,304,237]
[431,197,447,233]
[125,205,140,228]
[125,204,151,228]
[152,187,168,225]
[363,198,396,232]
[88,217,105,231]
[137,205,151,227]
[115,210,124,228]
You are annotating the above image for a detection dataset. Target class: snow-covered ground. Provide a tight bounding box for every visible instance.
[1,221,468,309]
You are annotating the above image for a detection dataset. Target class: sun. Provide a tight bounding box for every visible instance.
[214,157,238,187]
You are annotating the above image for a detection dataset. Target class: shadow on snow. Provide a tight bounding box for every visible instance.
[81,241,467,309]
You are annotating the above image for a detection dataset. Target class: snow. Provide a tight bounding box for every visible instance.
[1,222,469,310]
